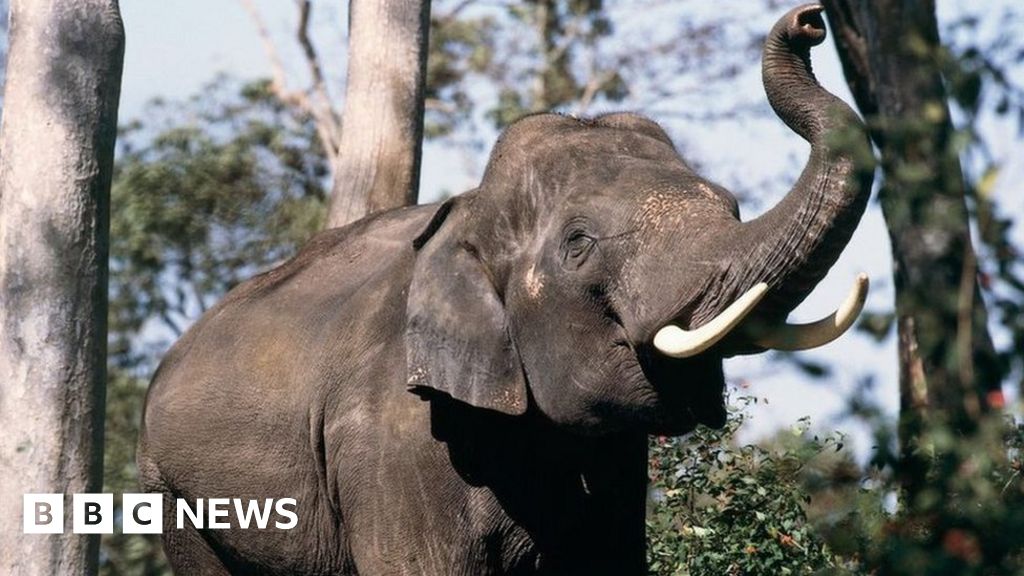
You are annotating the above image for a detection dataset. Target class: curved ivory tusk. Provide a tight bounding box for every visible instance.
[753,273,869,351]
[653,283,770,358]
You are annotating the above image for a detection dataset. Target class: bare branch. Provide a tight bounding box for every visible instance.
[238,0,342,163]
[437,0,479,20]
[158,309,187,338]
[425,97,458,114]
[295,0,342,156]
[575,70,616,116]
[821,0,877,117]
[238,0,294,102]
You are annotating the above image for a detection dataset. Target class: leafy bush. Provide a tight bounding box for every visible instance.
[647,396,1024,575]
[647,399,846,575]
[866,415,1024,575]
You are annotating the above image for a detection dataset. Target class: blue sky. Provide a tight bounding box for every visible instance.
[115,0,1023,455]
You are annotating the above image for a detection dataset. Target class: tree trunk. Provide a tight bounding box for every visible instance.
[0,1,124,574]
[326,0,431,228]
[822,0,1001,497]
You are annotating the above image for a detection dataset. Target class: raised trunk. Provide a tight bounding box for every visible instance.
[706,4,874,325]
[326,0,431,228]
[0,0,124,574]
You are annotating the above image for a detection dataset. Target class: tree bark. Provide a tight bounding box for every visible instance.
[0,1,124,574]
[326,0,431,228]
[822,0,1001,497]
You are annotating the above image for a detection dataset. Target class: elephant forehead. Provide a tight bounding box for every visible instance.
[631,186,721,232]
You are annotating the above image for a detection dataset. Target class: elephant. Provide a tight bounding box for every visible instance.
[137,4,874,575]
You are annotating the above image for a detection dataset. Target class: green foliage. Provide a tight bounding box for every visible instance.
[844,10,1024,571]
[865,415,1024,575]
[491,0,621,122]
[647,400,1024,575]
[425,9,499,138]
[426,0,766,144]
[109,75,327,363]
[943,13,1024,398]
[647,401,845,575]
[427,0,625,132]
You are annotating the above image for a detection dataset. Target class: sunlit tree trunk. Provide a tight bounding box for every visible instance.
[823,0,1001,497]
[327,0,431,228]
[0,1,124,574]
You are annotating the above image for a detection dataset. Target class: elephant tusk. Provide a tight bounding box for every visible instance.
[753,273,869,351]
[653,283,770,358]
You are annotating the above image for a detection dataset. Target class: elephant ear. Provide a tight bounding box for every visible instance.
[405,198,528,416]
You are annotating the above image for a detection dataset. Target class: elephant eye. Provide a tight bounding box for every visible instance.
[562,230,596,269]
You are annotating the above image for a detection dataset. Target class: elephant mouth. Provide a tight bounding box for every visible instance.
[638,347,727,434]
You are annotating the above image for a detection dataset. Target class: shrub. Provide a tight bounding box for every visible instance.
[647,399,843,575]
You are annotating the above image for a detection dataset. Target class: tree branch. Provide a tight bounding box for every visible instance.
[238,0,293,102]
[238,0,342,164]
[821,0,878,118]
[575,69,616,116]
[295,0,342,156]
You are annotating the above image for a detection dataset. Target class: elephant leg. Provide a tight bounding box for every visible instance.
[137,457,231,576]
[158,491,231,576]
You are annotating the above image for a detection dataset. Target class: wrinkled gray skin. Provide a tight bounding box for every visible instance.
[138,5,872,575]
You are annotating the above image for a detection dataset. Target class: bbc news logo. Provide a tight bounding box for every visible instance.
[23,494,297,534]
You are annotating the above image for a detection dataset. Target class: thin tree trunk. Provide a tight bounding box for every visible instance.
[0,1,124,574]
[822,0,1001,498]
[326,0,431,228]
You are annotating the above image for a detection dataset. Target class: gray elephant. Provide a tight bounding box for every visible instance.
[137,4,873,574]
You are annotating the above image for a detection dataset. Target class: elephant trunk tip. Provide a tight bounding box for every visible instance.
[782,4,828,49]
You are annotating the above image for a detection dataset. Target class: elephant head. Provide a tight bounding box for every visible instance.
[406,4,874,436]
